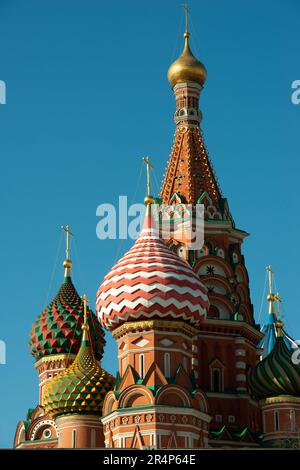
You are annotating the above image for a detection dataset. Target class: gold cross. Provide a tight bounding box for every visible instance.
[266,265,274,295]
[82,294,89,325]
[61,225,74,260]
[182,3,190,33]
[142,157,154,198]
[274,292,282,320]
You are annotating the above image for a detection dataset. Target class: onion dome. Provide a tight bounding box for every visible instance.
[43,299,115,418]
[96,202,209,331]
[249,323,300,400]
[168,31,207,88]
[29,230,105,360]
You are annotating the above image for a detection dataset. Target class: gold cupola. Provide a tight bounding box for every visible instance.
[168,30,207,88]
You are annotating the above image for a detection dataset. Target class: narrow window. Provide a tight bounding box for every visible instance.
[139,354,145,379]
[72,429,77,448]
[122,357,127,375]
[183,356,188,372]
[164,353,171,377]
[213,369,221,392]
[274,411,279,432]
[91,429,96,448]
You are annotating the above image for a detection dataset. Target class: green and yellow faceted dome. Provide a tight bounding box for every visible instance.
[43,319,115,418]
[249,325,300,400]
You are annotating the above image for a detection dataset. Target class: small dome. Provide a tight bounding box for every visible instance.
[249,331,300,400]
[96,206,209,330]
[168,32,207,88]
[29,276,105,361]
[43,320,115,418]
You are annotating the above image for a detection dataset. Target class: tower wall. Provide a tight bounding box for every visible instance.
[261,396,300,447]
[56,414,104,448]
[101,320,211,449]
[35,354,75,406]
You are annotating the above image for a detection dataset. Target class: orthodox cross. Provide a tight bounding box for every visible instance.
[82,294,89,325]
[266,265,275,314]
[274,292,282,320]
[266,265,274,295]
[142,157,154,198]
[61,224,74,260]
[182,3,190,33]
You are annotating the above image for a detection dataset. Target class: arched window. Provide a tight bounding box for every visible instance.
[139,354,145,379]
[210,359,224,392]
[164,353,171,377]
[213,369,221,392]
[208,305,220,319]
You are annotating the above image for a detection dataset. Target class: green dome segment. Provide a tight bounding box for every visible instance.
[249,335,300,400]
[43,317,115,418]
[29,276,105,361]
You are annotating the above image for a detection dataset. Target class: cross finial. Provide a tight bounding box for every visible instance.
[81,294,89,331]
[274,292,282,320]
[142,157,154,205]
[61,225,74,261]
[266,265,274,295]
[182,3,190,33]
[61,225,75,277]
[266,265,275,314]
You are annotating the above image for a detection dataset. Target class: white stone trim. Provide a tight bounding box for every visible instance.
[236,374,246,382]
[235,361,246,369]
[101,405,211,426]
[235,349,246,357]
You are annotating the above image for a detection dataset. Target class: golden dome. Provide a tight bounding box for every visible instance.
[168,32,207,88]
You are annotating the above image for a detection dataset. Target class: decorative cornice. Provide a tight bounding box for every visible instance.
[101,405,211,426]
[198,319,263,343]
[35,353,76,369]
[112,319,199,339]
[261,395,300,406]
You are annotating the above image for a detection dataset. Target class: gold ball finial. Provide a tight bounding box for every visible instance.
[63,259,72,269]
[144,195,155,206]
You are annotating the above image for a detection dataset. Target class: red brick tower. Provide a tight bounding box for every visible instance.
[161,22,263,445]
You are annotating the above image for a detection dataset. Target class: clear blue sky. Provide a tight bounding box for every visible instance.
[0,0,299,448]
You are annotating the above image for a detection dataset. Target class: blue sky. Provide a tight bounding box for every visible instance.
[0,0,299,448]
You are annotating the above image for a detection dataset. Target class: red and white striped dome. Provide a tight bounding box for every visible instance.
[96,207,209,330]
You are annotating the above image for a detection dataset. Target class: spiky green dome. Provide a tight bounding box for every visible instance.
[29,277,105,361]
[43,326,115,417]
[249,336,300,399]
